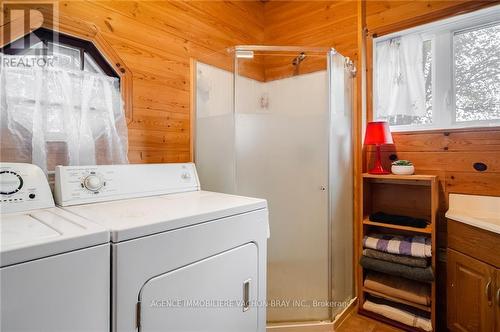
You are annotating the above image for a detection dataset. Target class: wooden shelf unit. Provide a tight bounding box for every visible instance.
[362,219,433,234]
[358,173,438,332]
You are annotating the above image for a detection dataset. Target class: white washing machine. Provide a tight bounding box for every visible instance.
[54,163,269,332]
[0,163,110,332]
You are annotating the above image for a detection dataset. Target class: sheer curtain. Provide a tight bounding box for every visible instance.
[375,34,426,118]
[0,54,128,174]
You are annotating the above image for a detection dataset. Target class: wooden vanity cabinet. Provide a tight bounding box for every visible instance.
[447,219,500,332]
[447,249,496,332]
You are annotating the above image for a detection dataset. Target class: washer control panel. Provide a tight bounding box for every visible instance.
[54,163,200,206]
[0,163,55,214]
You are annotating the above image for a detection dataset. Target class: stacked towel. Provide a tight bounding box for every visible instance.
[363,296,432,332]
[364,271,431,306]
[360,256,434,282]
[369,212,429,229]
[367,295,431,319]
[363,248,429,268]
[363,234,432,258]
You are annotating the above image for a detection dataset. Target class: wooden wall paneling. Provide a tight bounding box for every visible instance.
[366,0,498,36]
[88,1,258,54]
[445,172,500,197]
[263,53,327,82]
[368,150,500,173]
[129,109,190,133]
[263,0,358,81]
[265,1,356,39]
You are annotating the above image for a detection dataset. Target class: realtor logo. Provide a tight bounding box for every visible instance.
[1,1,58,54]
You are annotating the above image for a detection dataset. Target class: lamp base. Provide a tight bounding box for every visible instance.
[368,145,390,175]
[368,166,390,175]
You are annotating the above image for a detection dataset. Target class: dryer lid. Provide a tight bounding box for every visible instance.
[62,190,268,242]
[1,208,109,267]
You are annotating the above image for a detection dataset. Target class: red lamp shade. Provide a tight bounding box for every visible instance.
[364,121,393,175]
[364,121,394,145]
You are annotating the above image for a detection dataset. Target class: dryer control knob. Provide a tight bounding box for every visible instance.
[83,175,103,192]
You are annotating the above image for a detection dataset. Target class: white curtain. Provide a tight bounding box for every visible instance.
[375,34,426,118]
[0,54,128,174]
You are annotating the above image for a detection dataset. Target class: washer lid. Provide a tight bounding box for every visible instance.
[1,207,109,267]
[62,190,268,242]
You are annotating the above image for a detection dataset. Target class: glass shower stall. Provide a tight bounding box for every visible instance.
[195,46,354,325]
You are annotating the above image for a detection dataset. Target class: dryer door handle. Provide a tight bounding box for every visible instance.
[243,279,251,312]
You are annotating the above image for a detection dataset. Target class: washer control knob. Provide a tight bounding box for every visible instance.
[181,172,191,180]
[0,171,23,195]
[83,175,103,192]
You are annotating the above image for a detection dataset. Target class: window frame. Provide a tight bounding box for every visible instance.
[1,28,119,79]
[373,5,500,132]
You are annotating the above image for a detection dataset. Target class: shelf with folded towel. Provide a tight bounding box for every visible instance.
[359,174,438,331]
[363,288,431,312]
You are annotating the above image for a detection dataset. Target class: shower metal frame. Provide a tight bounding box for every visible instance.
[232,45,341,322]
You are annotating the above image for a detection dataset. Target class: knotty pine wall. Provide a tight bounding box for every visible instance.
[54,1,265,164]
[263,0,358,81]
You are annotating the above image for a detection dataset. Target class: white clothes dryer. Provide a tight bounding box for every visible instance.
[54,163,269,332]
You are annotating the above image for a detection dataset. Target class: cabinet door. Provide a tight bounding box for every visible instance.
[447,249,495,332]
[138,243,258,332]
[496,269,500,332]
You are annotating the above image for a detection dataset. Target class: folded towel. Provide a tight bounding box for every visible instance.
[369,211,429,228]
[368,294,431,318]
[360,256,434,283]
[363,233,432,258]
[363,248,429,268]
[363,299,432,331]
[364,271,431,306]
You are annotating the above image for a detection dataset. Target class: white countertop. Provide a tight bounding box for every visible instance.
[446,193,500,235]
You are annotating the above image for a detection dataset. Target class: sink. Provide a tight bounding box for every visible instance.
[446,193,500,234]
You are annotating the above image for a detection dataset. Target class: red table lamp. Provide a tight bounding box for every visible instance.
[364,121,394,175]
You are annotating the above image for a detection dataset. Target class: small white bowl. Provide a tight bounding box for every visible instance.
[391,165,415,175]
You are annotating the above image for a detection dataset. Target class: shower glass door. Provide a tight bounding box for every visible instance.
[233,48,330,322]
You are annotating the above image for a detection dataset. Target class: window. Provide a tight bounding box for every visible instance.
[373,5,500,131]
[2,28,118,78]
[1,29,128,173]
